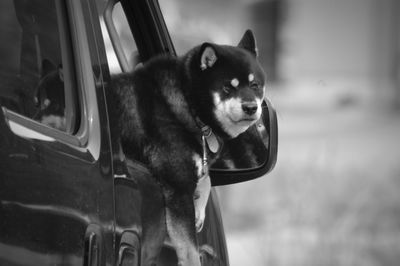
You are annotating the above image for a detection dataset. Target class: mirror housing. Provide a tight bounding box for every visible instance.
[210,99,278,186]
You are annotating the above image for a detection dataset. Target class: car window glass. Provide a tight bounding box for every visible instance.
[95,0,139,74]
[0,0,77,133]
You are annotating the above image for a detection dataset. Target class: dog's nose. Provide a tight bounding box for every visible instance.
[242,102,258,115]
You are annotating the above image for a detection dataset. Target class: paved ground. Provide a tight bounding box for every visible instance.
[217,86,400,266]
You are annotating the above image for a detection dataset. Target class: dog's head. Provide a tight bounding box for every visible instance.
[189,30,266,138]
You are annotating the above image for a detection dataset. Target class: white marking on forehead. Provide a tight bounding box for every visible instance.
[248,73,254,82]
[231,78,239,88]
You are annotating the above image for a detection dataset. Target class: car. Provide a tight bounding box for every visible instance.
[0,0,277,265]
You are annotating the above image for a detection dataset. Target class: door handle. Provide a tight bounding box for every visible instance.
[117,231,140,266]
[84,224,102,266]
[86,232,98,266]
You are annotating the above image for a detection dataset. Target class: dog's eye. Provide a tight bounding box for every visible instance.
[250,82,260,90]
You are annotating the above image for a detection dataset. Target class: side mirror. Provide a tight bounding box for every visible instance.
[210,99,278,186]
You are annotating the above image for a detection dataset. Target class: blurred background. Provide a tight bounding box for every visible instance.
[160,0,400,265]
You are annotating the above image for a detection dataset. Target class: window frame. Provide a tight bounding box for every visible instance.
[56,0,79,134]
[2,0,78,142]
[1,0,101,161]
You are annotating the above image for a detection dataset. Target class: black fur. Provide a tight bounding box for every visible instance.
[110,56,203,192]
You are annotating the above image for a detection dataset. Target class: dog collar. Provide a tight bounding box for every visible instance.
[193,116,221,177]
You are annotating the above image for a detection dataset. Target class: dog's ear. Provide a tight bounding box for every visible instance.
[199,43,218,71]
[238,29,258,57]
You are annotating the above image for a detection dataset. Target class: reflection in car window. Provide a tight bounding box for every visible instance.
[0,0,76,133]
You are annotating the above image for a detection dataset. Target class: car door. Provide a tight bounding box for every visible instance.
[0,1,115,265]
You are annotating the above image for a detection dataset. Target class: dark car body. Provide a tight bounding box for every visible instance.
[0,0,277,265]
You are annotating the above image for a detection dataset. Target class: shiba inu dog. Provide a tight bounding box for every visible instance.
[109,30,266,266]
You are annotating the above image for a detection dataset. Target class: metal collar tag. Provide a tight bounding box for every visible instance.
[201,134,209,177]
[201,125,220,153]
